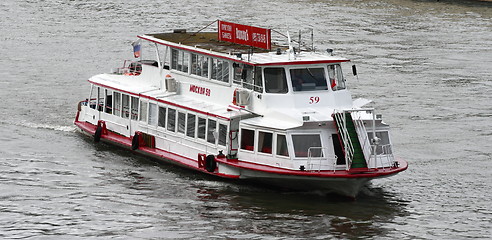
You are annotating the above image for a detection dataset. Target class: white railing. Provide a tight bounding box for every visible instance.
[306,147,338,172]
[369,144,394,168]
[351,111,372,165]
[333,112,354,170]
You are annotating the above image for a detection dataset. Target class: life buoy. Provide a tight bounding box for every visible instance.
[205,155,217,173]
[131,132,140,150]
[94,125,103,143]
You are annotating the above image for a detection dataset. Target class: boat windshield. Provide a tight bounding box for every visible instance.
[290,67,328,92]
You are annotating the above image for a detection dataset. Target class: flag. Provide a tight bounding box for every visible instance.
[132,40,141,58]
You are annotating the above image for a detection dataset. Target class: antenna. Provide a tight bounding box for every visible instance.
[311,28,314,52]
[298,30,301,53]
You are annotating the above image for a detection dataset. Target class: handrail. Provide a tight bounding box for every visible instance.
[306,147,337,172]
[370,144,394,168]
[333,112,354,170]
[351,111,372,166]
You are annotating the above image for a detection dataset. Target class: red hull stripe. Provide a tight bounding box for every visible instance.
[137,35,350,67]
[75,120,239,179]
[215,157,407,178]
[87,80,230,121]
[76,120,407,179]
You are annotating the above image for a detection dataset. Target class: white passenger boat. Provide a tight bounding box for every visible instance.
[74,21,407,198]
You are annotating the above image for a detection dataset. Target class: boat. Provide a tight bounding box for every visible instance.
[74,20,408,198]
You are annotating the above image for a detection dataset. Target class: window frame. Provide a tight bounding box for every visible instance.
[240,128,256,152]
[291,133,323,158]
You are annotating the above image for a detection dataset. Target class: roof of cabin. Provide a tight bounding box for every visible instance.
[141,31,349,65]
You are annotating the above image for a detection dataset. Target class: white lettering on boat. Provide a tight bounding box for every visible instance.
[252,32,266,44]
[235,29,248,41]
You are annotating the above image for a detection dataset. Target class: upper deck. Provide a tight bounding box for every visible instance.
[140,31,350,66]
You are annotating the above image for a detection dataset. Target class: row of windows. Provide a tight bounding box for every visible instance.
[88,86,228,147]
[140,100,228,146]
[240,129,289,157]
[171,49,230,84]
[169,48,345,94]
[89,86,332,160]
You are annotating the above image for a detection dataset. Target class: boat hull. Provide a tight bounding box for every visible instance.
[75,119,407,198]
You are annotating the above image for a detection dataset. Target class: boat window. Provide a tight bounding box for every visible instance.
[138,99,146,122]
[97,87,104,111]
[177,112,186,134]
[114,92,122,117]
[191,53,209,78]
[148,103,158,126]
[186,113,196,138]
[122,94,130,118]
[264,67,288,93]
[130,96,138,120]
[105,89,113,114]
[328,64,346,91]
[276,134,289,157]
[233,64,263,92]
[211,58,229,83]
[171,49,189,73]
[290,68,327,92]
[197,117,206,139]
[218,123,227,146]
[207,119,217,144]
[88,86,96,110]
[367,131,392,154]
[158,106,166,128]
[240,129,255,151]
[292,134,322,158]
[258,131,273,154]
[167,108,176,132]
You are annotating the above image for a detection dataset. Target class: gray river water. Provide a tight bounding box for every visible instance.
[1,0,491,239]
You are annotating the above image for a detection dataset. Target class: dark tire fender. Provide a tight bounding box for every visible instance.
[94,125,103,143]
[131,132,140,150]
[205,155,217,173]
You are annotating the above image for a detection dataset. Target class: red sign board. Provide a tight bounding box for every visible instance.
[218,20,271,50]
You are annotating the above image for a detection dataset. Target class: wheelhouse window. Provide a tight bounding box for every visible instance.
[233,63,263,92]
[276,134,289,157]
[292,134,322,158]
[240,129,255,151]
[211,59,229,83]
[191,53,209,78]
[258,131,273,154]
[171,49,189,73]
[290,67,327,92]
[130,96,138,120]
[139,100,147,122]
[328,64,346,90]
[264,67,288,93]
[148,103,157,126]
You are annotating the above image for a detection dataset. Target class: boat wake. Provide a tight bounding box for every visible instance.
[4,120,78,133]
